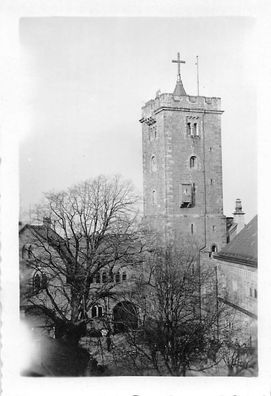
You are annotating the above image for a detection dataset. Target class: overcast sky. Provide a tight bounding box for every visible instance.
[19,17,257,222]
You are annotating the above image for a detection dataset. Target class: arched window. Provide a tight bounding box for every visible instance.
[41,273,48,288]
[91,306,103,318]
[109,271,114,283]
[122,272,127,282]
[98,306,103,317]
[22,244,32,259]
[91,306,97,318]
[102,272,107,283]
[115,272,120,283]
[151,155,157,172]
[33,271,47,293]
[211,244,218,253]
[95,272,101,283]
[190,156,196,168]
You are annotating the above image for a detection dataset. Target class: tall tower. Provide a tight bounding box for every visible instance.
[140,53,227,252]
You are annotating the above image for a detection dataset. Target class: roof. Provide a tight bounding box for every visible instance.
[173,79,186,96]
[214,215,257,267]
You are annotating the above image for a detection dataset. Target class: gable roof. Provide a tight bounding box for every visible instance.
[214,215,257,267]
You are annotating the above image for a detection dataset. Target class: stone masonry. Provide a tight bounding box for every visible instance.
[140,82,227,253]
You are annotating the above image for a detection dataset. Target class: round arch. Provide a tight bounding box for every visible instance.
[112,301,138,334]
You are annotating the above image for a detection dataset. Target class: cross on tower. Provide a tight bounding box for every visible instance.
[172,52,185,81]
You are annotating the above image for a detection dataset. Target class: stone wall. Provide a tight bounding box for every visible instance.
[141,92,227,251]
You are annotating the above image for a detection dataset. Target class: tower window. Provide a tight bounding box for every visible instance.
[150,155,157,172]
[186,117,200,137]
[193,123,198,136]
[180,183,194,208]
[152,189,157,205]
[212,225,216,232]
[191,224,194,234]
[190,156,197,168]
[210,179,214,185]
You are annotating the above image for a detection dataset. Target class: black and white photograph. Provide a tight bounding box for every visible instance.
[1,2,270,396]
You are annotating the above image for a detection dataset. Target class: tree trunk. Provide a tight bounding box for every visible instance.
[227,365,234,376]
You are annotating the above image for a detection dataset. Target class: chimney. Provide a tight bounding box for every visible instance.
[43,216,52,228]
[233,199,245,234]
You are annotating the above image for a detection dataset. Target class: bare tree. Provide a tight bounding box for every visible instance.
[216,307,258,376]
[20,175,144,341]
[110,241,225,376]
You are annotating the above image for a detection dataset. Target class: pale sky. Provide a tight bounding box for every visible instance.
[19,17,257,222]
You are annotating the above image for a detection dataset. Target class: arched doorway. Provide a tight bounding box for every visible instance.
[113,301,138,334]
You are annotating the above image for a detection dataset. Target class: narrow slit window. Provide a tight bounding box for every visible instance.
[152,189,157,205]
[191,224,194,234]
[151,155,157,172]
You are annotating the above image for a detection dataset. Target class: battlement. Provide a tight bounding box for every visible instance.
[141,93,222,118]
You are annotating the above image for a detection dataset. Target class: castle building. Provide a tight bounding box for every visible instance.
[214,215,257,344]
[140,53,227,255]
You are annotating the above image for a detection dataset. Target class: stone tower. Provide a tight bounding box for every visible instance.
[140,53,227,253]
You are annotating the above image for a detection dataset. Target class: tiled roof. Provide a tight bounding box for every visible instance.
[214,215,257,267]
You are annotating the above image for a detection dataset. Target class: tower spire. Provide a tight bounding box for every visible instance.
[172,52,186,96]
